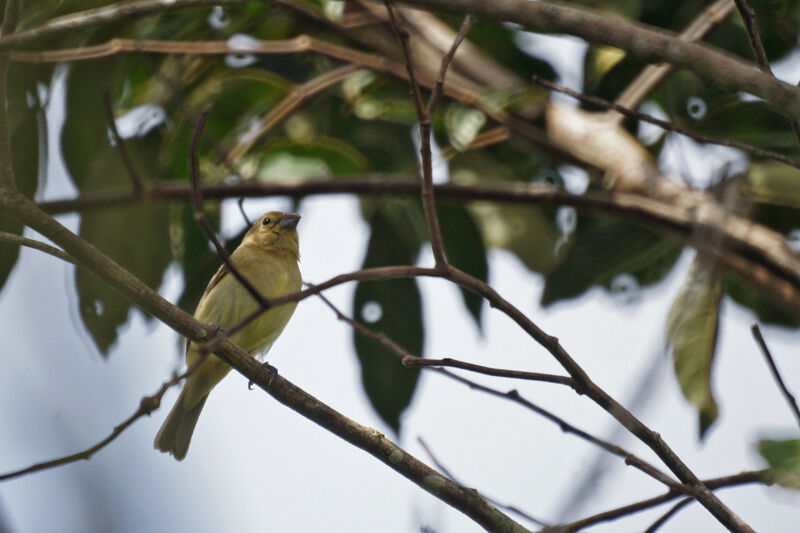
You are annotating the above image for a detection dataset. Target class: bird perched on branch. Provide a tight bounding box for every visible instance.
[155,211,302,460]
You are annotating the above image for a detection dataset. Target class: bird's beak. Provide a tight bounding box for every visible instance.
[279,213,301,230]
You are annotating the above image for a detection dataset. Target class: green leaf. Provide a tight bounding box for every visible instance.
[76,205,171,355]
[666,261,723,438]
[724,274,799,328]
[438,203,488,331]
[353,212,423,433]
[0,62,49,294]
[542,218,682,306]
[759,439,800,489]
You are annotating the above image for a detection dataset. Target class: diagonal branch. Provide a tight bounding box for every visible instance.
[751,324,800,429]
[0,365,194,482]
[402,356,573,386]
[102,89,144,196]
[534,76,800,171]
[384,1,451,267]
[0,231,75,264]
[550,470,767,532]
[188,105,269,308]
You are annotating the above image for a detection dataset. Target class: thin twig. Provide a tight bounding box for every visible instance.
[733,0,770,73]
[188,105,269,308]
[312,287,684,492]
[0,230,76,264]
[550,470,767,532]
[417,437,551,528]
[644,498,693,533]
[751,324,800,429]
[102,89,144,196]
[425,15,474,117]
[384,0,449,267]
[237,197,251,226]
[732,0,800,149]
[402,356,574,387]
[0,365,195,482]
[534,76,800,171]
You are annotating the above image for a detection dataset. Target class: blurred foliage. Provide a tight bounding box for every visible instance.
[666,261,723,438]
[2,0,800,438]
[353,211,423,432]
[759,439,800,488]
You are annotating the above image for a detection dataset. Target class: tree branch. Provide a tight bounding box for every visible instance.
[102,88,144,196]
[614,0,735,113]
[313,289,683,491]
[550,470,768,532]
[402,356,573,387]
[384,1,450,267]
[751,324,800,429]
[0,365,193,482]
[0,230,76,264]
[373,0,800,122]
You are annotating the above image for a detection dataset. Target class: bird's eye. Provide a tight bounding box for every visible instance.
[262,217,271,226]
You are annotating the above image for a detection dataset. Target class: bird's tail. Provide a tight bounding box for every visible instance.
[154,389,208,461]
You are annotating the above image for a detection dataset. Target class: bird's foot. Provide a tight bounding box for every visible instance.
[248,362,278,390]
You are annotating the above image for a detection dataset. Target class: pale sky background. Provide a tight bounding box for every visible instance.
[1,17,800,533]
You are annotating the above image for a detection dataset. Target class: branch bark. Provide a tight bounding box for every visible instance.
[373,0,800,122]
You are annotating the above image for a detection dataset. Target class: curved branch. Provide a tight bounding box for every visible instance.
[0,230,76,264]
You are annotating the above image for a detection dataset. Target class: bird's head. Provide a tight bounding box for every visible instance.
[243,211,300,259]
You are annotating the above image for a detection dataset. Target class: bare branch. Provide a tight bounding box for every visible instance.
[751,324,800,429]
[0,366,192,482]
[534,76,800,171]
[733,0,770,73]
[384,0,449,267]
[369,0,800,123]
[102,89,144,196]
[402,356,574,387]
[425,14,474,117]
[188,105,269,308]
[0,230,76,264]
[550,470,767,532]
[313,287,685,492]
[615,0,735,112]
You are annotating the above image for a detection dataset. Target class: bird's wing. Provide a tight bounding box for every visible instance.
[201,262,230,300]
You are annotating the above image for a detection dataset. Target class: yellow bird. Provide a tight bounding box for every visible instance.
[155,211,302,460]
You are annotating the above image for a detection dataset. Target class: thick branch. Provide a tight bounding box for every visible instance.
[376,0,800,122]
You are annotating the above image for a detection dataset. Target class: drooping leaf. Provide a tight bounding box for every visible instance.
[438,203,488,331]
[759,439,800,489]
[542,218,682,306]
[666,261,723,438]
[352,211,423,433]
[0,62,50,294]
